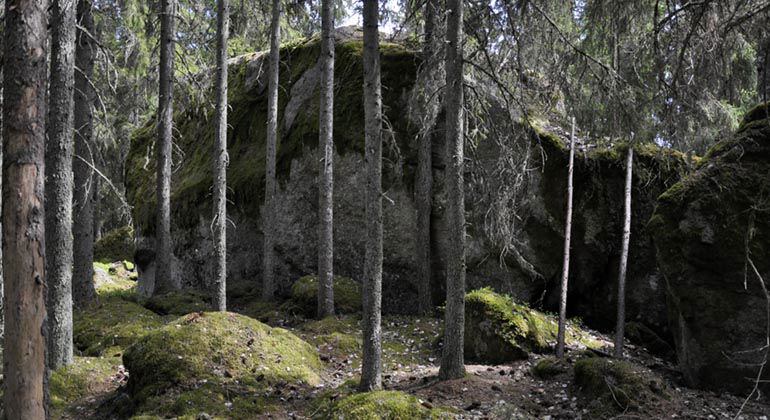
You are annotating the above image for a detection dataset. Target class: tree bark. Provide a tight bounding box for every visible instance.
[614,145,634,358]
[556,117,576,359]
[46,0,77,370]
[317,0,335,319]
[3,0,49,416]
[262,0,280,302]
[439,0,466,381]
[415,0,444,316]
[212,0,229,312]
[359,0,383,392]
[72,0,98,308]
[154,0,176,295]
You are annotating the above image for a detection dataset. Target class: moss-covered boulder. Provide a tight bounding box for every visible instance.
[290,274,362,317]
[74,297,165,356]
[94,226,135,263]
[573,357,668,415]
[123,312,322,408]
[316,391,451,420]
[463,288,598,363]
[50,356,122,409]
[650,103,770,396]
[144,290,211,316]
[531,356,569,379]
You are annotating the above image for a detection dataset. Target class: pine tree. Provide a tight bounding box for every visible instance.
[46,0,77,369]
[556,117,576,359]
[614,145,634,358]
[359,0,383,392]
[439,0,467,381]
[263,0,281,301]
[3,0,49,416]
[212,0,229,311]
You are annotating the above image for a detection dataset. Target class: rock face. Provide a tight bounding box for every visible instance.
[125,28,688,339]
[651,103,770,396]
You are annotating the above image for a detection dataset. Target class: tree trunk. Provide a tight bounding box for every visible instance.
[262,0,280,302]
[614,145,634,358]
[415,0,444,316]
[46,0,77,370]
[212,0,229,312]
[317,0,335,319]
[439,0,466,381]
[359,0,383,392]
[3,0,49,416]
[556,117,576,359]
[154,0,176,295]
[72,0,98,308]
[0,70,4,343]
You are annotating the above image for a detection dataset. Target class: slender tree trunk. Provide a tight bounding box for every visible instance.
[439,0,466,381]
[212,0,229,312]
[317,0,335,319]
[154,0,176,295]
[46,0,77,370]
[72,0,97,308]
[415,0,444,316]
[614,145,633,358]
[0,71,4,343]
[556,117,576,359]
[359,0,383,392]
[262,0,280,302]
[3,0,48,416]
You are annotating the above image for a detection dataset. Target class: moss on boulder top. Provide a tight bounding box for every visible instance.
[123,312,323,406]
[315,390,451,420]
[74,297,164,357]
[143,290,211,316]
[50,356,122,409]
[94,226,135,263]
[650,102,770,396]
[573,357,668,415]
[464,288,598,363]
[291,275,362,317]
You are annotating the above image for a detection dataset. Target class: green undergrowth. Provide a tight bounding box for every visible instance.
[123,312,323,411]
[573,357,669,416]
[316,390,453,420]
[290,275,362,317]
[144,290,211,315]
[464,288,600,363]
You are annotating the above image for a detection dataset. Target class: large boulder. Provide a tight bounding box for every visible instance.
[125,28,688,340]
[650,103,770,396]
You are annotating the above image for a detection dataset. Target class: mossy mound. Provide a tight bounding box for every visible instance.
[144,290,211,316]
[94,226,135,263]
[74,297,165,356]
[316,391,451,420]
[123,312,323,407]
[50,356,121,409]
[573,357,668,415]
[464,288,599,363]
[290,275,362,317]
[650,102,770,396]
[531,357,569,379]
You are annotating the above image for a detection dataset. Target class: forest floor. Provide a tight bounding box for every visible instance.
[46,265,770,420]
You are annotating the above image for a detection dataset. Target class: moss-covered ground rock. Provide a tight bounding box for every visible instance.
[123,312,323,409]
[74,297,164,356]
[650,102,770,396]
[464,288,598,363]
[316,391,451,420]
[50,356,122,409]
[94,226,135,263]
[143,290,211,315]
[291,275,362,317]
[531,357,569,379]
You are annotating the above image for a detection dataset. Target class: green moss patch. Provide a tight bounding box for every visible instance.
[573,357,668,414]
[50,356,122,408]
[74,297,165,356]
[316,390,451,420]
[144,290,211,316]
[531,357,569,379]
[464,288,599,363]
[123,312,323,407]
[94,226,135,263]
[290,275,362,317]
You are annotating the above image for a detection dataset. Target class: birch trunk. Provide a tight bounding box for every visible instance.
[359,0,383,392]
[154,0,176,295]
[614,146,634,358]
[46,0,77,370]
[317,0,335,319]
[72,0,97,307]
[263,0,280,301]
[212,0,229,311]
[439,0,466,381]
[556,117,576,359]
[3,0,48,416]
